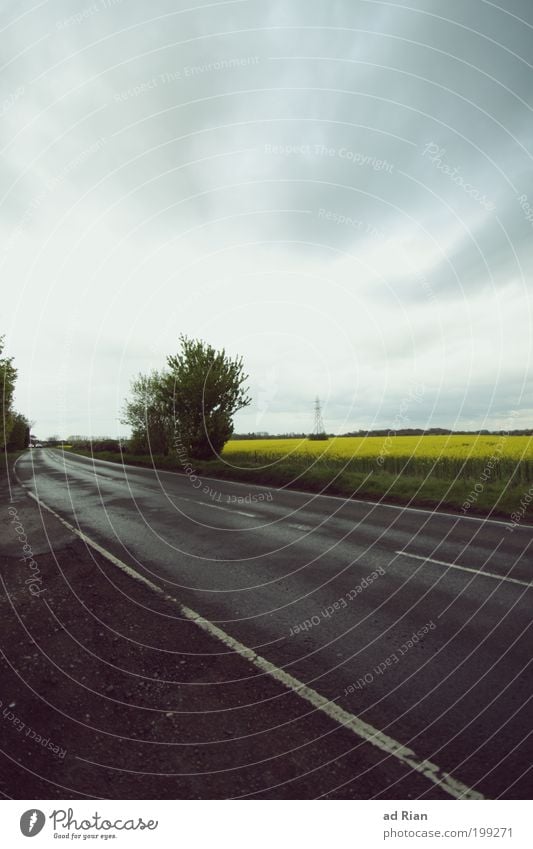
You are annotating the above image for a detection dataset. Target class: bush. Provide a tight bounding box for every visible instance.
[69,438,122,453]
[7,413,29,450]
[91,439,122,453]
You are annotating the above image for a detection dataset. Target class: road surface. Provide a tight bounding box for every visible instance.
[14,448,533,799]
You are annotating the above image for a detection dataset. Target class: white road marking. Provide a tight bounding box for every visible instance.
[193,499,226,510]
[396,550,532,589]
[192,499,256,518]
[20,484,483,800]
[288,523,311,531]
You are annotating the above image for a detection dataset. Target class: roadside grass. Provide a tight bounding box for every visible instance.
[57,446,531,520]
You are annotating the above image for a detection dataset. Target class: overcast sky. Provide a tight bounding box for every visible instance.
[2,0,532,437]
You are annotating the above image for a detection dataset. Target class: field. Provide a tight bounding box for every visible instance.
[224,434,533,461]
[224,435,533,481]
[219,434,533,518]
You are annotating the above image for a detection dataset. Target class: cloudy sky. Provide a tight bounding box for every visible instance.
[2,0,532,437]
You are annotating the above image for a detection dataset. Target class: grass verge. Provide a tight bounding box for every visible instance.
[55,447,532,521]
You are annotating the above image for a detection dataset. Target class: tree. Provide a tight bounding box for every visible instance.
[0,335,17,449]
[122,370,171,455]
[162,336,251,460]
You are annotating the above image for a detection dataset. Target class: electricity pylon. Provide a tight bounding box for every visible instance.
[309,396,328,440]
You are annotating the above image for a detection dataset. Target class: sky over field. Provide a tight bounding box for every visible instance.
[2,0,532,436]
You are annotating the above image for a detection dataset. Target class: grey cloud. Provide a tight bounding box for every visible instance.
[2,0,532,434]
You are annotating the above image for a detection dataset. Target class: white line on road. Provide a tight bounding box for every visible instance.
[21,485,483,800]
[192,499,256,518]
[288,523,311,531]
[396,550,532,589]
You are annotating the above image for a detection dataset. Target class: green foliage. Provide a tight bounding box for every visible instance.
[0,335,17,449]
[121,370,172,455]
[162,336,251,460]
[7,412,30,450]
[122,339,251,461]
[69,437,122,453]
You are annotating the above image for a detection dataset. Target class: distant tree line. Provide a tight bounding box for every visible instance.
[1,335,30,451]
[230,428,533,439]
[230,432,312,440]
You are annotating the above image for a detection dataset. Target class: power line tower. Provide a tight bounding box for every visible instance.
[309,396,328,440]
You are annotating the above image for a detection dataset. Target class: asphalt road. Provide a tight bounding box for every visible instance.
[15,448,533,799]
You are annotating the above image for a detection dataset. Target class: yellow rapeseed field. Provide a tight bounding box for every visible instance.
[224,435,533,462]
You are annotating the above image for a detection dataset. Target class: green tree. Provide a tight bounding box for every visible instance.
[0,335,17,449]
[162,336,251,460]
[7,412,30,450]
[122,370,171,455]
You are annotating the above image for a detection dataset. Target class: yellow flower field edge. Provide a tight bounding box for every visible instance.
[59,433,533,521]
[225,434,533,463]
